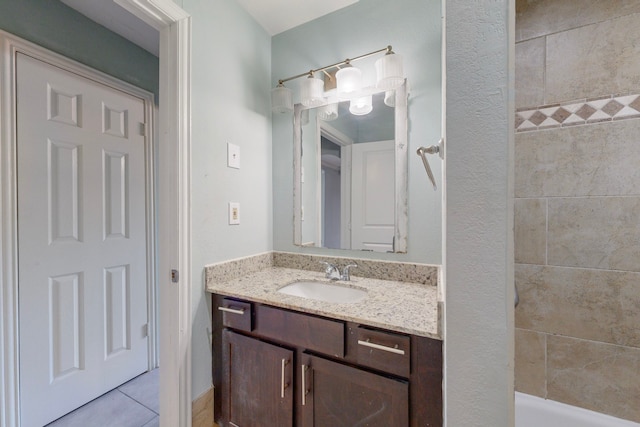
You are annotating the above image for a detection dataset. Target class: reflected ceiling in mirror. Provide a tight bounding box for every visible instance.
[293,83,408,253]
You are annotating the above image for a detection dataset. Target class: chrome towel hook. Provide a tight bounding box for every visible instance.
[416,138,444,191]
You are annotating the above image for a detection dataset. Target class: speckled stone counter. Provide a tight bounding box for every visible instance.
[205,253,441,340]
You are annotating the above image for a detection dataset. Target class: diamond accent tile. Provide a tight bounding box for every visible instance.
[529,111,548,126]
[550,107,571,124]
[601,100,624,117]
[516,93,640,132]
[575,104,597,120]
[628,96,640,112]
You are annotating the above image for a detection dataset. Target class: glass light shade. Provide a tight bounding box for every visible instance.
[349,95,373,116]
[318,103,339,121]
[375,53,404,90]
[384,90,396,107]
[336,66,362,99]
[271,85,293,113]
[300,76,325,107]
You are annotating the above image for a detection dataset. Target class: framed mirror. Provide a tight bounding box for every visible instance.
[293,82,408,253]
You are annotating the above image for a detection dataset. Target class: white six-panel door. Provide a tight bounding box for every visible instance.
[351,140,395,252]
[16,53,149,427]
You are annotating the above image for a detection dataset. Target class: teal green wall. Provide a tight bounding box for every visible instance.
[180,0,272,399]
[272,0,442,264]
[0,0,158,99]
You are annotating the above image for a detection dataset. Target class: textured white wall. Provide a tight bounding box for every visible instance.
[443,0,515,425]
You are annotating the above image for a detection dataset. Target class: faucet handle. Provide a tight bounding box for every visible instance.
[319,261,338,278]
[341,264,358,281]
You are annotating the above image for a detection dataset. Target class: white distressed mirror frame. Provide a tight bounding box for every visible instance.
[293,81,408,253]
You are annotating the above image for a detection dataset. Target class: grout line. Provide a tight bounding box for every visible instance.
[515,195,640,200]
[117,389,159,416]
[514,262,640,275]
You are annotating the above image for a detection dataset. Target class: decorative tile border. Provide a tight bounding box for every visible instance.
[516,94,640,132]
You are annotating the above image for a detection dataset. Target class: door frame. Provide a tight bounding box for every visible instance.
[0,1,193,426]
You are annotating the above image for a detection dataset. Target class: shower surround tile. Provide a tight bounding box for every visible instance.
[515,37,545,109]
[547,335,640,423]
[515,119,640,198]
[546,13,640,103]
[516,0,640,42]
[515,328,546,397]
[548,197,640,272]
[514,199,546,265]
[515,264,640,348]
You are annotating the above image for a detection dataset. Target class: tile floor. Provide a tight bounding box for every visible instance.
[46,369,159,427]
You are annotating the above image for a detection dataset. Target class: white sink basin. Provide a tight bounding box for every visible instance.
[278,281,367,304]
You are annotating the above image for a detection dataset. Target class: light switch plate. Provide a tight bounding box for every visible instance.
[227,143,240,169]
[228,202,240,225]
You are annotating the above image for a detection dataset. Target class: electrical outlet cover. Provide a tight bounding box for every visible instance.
[228,202,240,225]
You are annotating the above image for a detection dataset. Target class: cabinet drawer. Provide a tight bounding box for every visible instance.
[255,305,345,358]
[355,327,411,378]
[218,298,252,331]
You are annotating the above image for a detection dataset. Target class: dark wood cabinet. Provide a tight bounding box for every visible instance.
[299,353,408,427]
[222,330,294,426]
[212,294,442,427]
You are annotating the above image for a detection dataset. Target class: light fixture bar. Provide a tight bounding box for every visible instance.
[277,45,393,85]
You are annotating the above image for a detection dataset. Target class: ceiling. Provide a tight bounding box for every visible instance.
[60,0,359,57]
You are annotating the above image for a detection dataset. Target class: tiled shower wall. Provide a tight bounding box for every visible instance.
[514,0,640,423]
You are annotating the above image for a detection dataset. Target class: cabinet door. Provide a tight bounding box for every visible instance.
[300,354,409,427]
[222,330,294,427]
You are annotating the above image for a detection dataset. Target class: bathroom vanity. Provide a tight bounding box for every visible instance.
[207,261,442,427]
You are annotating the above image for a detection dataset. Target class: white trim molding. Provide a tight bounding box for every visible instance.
[114,1,193,427]
[0,29,159,427]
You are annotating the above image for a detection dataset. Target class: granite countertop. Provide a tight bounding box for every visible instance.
[206,266,441,340]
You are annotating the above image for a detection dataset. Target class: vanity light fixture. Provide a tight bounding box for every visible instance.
[317,103,339,121]
[300,72,325,107]
[349,95,373,115]
[272,45,403,115]
[271,81,293,113]
[375,48,404,90]
[384,90,396,107]
[335,62,362,99]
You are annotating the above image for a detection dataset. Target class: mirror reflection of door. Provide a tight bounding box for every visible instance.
[351,140,395,252]
[320,137,344,249]
[296,86,405,252]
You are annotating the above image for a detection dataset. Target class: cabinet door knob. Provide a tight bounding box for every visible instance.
[218,306,245,315]
[281,358,290,398]
[357,339,405,355]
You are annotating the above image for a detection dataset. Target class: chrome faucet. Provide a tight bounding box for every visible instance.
[340,264,358,281]
[320,261,341,280]
[319,262,358,281]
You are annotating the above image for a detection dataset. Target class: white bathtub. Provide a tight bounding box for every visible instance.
[515,393,640,427]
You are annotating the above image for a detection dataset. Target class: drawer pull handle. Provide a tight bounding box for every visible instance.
[218,306,245,315]
[301,364,309,405]
[358,339,405,355]
[281,358,289,398]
